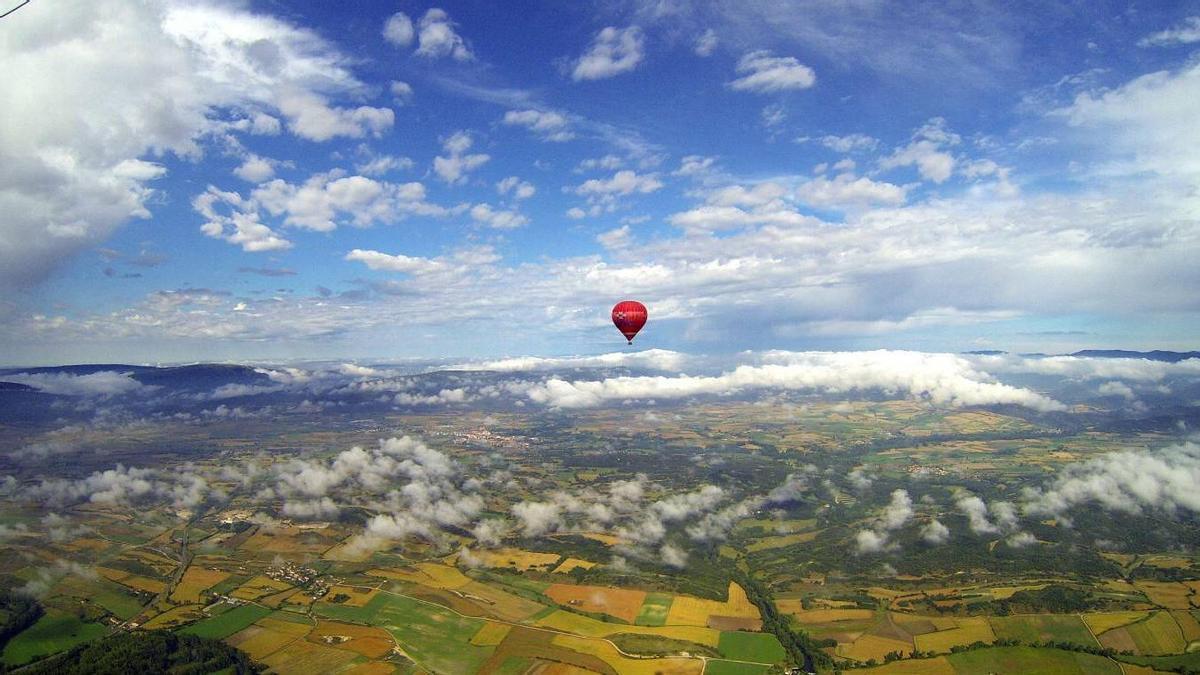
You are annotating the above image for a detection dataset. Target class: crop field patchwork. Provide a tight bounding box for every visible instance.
[170,566,231,603]
[945,646,1122,674]
[717,631,785,663]
[913,617,995,654]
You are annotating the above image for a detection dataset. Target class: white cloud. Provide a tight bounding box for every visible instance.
[674,155,717,177]
[233,155,276,183]
[433,131,490,184]
[502,109,574,142]
[728,50,816,93]
[470,203,529,230]
[921,519,950,544]
[694,28,718,57]
[0,0,379,287]
[345,249,448,275]
[512,501,561,536]
[5,371,146,396]
[1023,442,1200,518]
[880,489,914,530]
[389,80,414,104]
[571,26,645,81]
[805,133,879,153]
[1138,16,1200,47]
[415,9,474,61]
[855,529,889,554]
[276,91,393,142]
[573,170,663,201]
[382,11,414,47]
[195,187,292,252]
[253,170,440,231]
[497,176,536,200]
[796,173,908,208]
[879,118,959,183]
[524,350,1065,412]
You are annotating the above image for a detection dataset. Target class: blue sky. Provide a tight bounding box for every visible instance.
[1,0,1199,364]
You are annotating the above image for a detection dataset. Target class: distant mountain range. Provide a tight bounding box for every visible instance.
[962,349,1200,362]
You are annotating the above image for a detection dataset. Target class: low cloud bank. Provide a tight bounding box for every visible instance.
[524,351,1065,411]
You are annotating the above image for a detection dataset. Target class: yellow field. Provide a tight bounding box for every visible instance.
[1144,555,1193,569]
[987,584,1047,599]
[230,575,292,600]
[469,621,511,646]
[97,567,129,583]
[259,635,359,673]
[664,582,759,627]
[309,620,395,659]
[1083,611,1150,635]
[342,662,396,675]
[323,585,378,607]
[913,617,995,653]
[460,580,548,621]
[467,547,560,571]
[745,531,820,552]
[142,604,205,629]
[839,634,912,662]
[240,526,333,555]
[579,532,620,546]
[550,634,703,674]
[1172,609,1200,642]
[1135,581,1193,609]
[258,615,313,637]
[171,567,230,603]
[552,558,597,574]
[788,608,876,623]
[368,563,471,590]
[858,656,956,674]
[535,609,720,647]
[229,625,301,660]
[546,583,647,623]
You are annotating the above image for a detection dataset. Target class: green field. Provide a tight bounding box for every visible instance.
[318,591,493,675]
[635,593,673,626]
[706,659,772,675]
[947,646,1122,674]
[988,615,1097,647]
[1126,611,1186,654]
[177,603,272,639]
[1117,651,1200,671]
[2,611,108,666]
[717,631,786,663]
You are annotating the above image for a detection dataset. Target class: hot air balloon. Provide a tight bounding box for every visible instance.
[611,300,647,344]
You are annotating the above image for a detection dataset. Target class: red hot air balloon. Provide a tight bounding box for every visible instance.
[611,300,648,344]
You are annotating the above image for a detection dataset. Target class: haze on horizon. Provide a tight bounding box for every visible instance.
[1,0,1199,366]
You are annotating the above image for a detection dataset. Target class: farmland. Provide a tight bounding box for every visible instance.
[1,367,1200,674]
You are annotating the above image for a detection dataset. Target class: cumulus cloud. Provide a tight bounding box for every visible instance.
[496,176,536,200]
[879,117,959,183]
[470,203,529,230]
[523,350,1065,412]
[0,0,391,287]
[382,11,415,47]
[728,50,816,93]
[1023,442,1200,518]
[921,518,950,544]
[433,131,490,184]
[195,187,292,252]
[855,529,890,554]
[502,109,574,142]
[796,173,908,208]
[512,501,562,537]
[571,26,645,81]
[253,169,442,231]
[5,371,146,397]
[415,9,473,61]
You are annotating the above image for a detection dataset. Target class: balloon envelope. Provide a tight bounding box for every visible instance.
[611,300,647,344]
